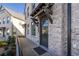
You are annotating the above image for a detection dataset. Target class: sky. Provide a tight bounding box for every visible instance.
[0,3,25,14]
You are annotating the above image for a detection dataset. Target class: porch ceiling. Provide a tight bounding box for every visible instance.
[30,3,54,25]
[30,3,45,17]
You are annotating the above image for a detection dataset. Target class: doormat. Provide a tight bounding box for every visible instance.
[33,47,46,55]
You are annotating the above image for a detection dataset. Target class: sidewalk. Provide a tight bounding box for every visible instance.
[18,37,50,56]
[18,37,38,56]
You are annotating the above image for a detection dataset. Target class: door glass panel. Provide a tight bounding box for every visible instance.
[41,18,48,48]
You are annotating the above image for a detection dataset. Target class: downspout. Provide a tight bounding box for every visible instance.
[67,3,71,56]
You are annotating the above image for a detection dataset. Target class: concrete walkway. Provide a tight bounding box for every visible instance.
[18,37,38,56]
[18,37,51,56]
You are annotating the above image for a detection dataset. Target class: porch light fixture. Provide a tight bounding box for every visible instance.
[31,17,39,26]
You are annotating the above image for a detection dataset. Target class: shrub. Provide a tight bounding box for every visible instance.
[4,46,8,50]
[0,41,7,47]
[0,48,12,56]
[7,36,16,45]
[0,36,16,56]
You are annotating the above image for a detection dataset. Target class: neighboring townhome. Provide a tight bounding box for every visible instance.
[25,3,79,56]
[0,6,25,41]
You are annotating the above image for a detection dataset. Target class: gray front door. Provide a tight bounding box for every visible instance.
[40,18,48,48]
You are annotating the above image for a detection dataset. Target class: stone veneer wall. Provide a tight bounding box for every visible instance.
[25,3,69,56]
[26,18,40,45]
[25,3,40,46]
[48,3,68,56]
[71,4,79,56]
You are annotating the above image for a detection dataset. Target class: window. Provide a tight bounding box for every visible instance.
[7,20,9,23]
[0,22,1,24]
[27,24,29,34]
[0,31,1,35]
[0,30,2,35]
[0,20,1,24]
[3,20,5,24]
[27,7,29,17]
[7,17,10,23]
[13,32,16,34]
[32,3,35,10]
[13,29,16,34]
[31,22,36,36]
[3,21,5,24]
[3,18,5,24]
[7,33,9,35]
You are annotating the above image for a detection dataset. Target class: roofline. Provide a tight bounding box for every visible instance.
[5,9,25,21]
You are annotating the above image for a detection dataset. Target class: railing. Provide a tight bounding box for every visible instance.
[16,37,23,56]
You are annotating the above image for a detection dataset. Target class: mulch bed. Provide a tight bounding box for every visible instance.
[0,47,5,55]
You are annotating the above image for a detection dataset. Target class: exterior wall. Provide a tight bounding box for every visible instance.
[0,10,12,40]
[48,3,67,56]
[71,4,79,56]
[26,18,39,45]
[11,16,25,36]
[25,3,68,56]
[25,3,40,45]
